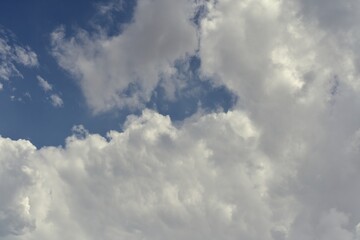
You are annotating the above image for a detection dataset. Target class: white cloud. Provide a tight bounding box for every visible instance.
[198,0,360,239]
[51,0,199,113]
[37,75,63,108]
[37,76,53,92]
[0,83,3,91]
[50,94,63,107]
[0,110,275,239]
[0,29,38,81]
[13,45,38,67]
[1,105,360,239]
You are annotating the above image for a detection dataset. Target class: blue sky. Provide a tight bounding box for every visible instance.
[2,0,360,239]
[0,0,235,147]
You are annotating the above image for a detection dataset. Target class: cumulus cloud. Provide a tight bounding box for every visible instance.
[0,110,274,239]
[1,107,360,239]
[0,28,38,81]
[51,0,199,113]
[198,0,360,238]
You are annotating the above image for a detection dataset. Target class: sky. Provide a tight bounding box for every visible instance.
[1,0,360,239]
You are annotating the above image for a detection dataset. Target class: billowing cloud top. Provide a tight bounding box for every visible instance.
[2,0,360,239]
[1,108,360,239]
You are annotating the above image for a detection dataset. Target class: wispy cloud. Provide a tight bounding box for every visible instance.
[37,75,63,107]
[96,0,123,16]
[37,75,53,92]
[50,93,63,107]
[0,28,38,81]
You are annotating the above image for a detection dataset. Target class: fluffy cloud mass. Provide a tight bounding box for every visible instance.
[0,110,272,239]
[1,107,360,240]
[3,0,360,239]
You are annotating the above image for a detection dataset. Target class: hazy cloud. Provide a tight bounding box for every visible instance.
[50,94,63,108]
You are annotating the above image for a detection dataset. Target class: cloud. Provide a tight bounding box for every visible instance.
[0,110,274,239]
[51,0,199,113]
[0,28,38,81]
[50,94,63,107]
[37,76,53,92]
[199,0,360,105]
[2,0,360,239]
[95,0,124,16]
[1,107,360,239]
[37,75,63,107]
[197,0,360,239]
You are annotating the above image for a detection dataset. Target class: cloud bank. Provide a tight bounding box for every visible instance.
[0,110,272,240]
[1,107,360,239]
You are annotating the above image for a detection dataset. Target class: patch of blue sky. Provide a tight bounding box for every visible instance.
[148,55,237,120]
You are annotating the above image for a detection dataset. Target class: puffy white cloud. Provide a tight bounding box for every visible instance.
[0,29,38,81]
[2,102,360,239]
[51,0,199,113]
[0,110,277,240]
